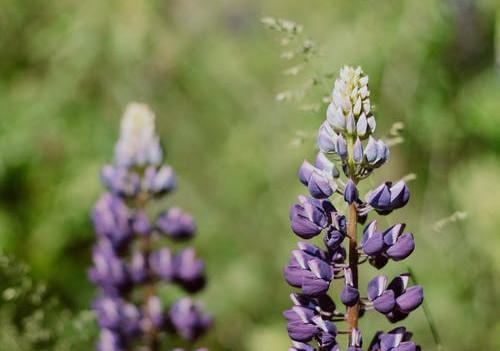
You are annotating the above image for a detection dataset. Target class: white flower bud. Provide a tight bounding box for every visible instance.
[114,103,163,167]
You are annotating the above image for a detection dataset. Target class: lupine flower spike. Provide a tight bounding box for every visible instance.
[90,103,212,351]
[285,67,423,350]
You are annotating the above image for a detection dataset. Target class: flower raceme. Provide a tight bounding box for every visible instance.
[284,66,423,350]
[89,103,212,351]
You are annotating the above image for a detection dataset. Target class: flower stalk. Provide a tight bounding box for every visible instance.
[89,103,212,351]
[346,200,359,336]
[284,66,424,350]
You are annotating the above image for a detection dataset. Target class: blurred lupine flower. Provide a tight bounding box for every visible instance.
[173,248,206,293]
[114,103,162,168]
[92,194,133,250]
[97,329,124,351]
[156,207,197,240]
[143,165,176,195]
[149,247,175,281]
[89,241,130,294]
[90,103,211,350]
[283,67,423,350]
[101,165,141,197]
[169,298,213,341]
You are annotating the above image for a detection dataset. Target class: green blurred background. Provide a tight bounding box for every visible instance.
[0,0,499,350]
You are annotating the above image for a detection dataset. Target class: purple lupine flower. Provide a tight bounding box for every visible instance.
[318,121,339,153]
[367,274,424,321]
[323,211,347,252]
[368,327,420,351]
[344,179,358,204]
[88,241,130,294]
[298,160,336,199]
[283,67,423,350]
[169,298,213,341]
[90,103,211,350]
[156,207,196,240]
[129,251,148,284]
[93,296,124,331]
[284,243,333,296]
[92,194,133,250]
[144,296,165,330]
[383,224,415,261]
[290,195,333,239]
[340,268,360,307]
[97,329,124,351]
[368,181,410,215]
[174,248,206,293]
[360,221,415,268]
[131,211,152,237]
[143,165,176,195]
[101,165,141,198]
[149,247,175,281]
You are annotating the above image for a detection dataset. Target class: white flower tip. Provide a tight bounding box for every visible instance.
[114,102,163,167]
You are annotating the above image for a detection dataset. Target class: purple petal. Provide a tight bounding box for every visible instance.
[308,259,333,280]
[387,233,415,261]
[318,122,338,153]
[396,285,424,313]
[308,171,333,199]
[353,138,363,164]
[373,290,396,314]
[287,320,318,342]
[156,208,196,240]
[395,342,417,351]
[361,220,378,245]
[344,179,358,204]
[301,272,330,296]
[367,275,387,300]
[389,181,410,209]
[336,135,348,160]
[364,136,378,163]
[363,232,385,256]
[150,248,174,281]
[323,229,345,251]
[298,160,315,186]
[174,248,206,293]
[341,285,360,307]
[356,113,368,137]
[368,183,392,211]
[383,223,406,246]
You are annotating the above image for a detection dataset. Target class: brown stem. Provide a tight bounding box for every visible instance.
[141,235,160,350]
[346,198,359,341]
[137,193,160,351]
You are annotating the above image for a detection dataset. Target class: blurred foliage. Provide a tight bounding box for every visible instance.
[0,254,96,350]
[0,0,499,350]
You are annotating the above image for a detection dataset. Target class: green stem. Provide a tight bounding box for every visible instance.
[407,266,444,350]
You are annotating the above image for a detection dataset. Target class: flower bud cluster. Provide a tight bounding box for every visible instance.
[89,103,211,350]
[317,67,389,179]
[284,67,423,350]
